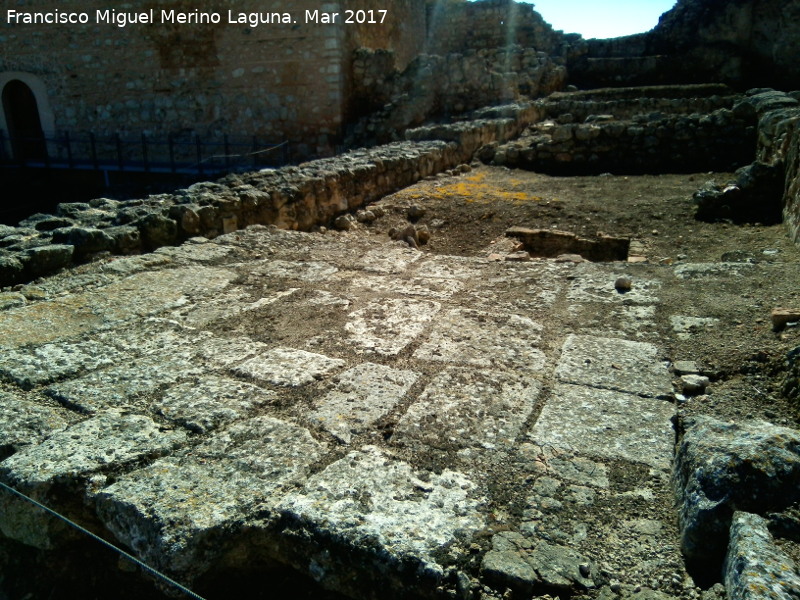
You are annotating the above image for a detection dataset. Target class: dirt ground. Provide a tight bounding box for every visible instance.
[358,164,800,428]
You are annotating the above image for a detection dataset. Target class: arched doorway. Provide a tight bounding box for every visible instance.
[2,79,47,162]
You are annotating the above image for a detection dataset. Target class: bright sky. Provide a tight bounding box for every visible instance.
[521,0,678,39]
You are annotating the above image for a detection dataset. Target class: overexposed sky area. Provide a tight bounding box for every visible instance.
[513,0,677,39]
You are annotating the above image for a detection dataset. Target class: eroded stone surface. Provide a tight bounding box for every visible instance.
[530,384,675,468]
[156,377,277,434]
[97,417,324,576]
[555,335,671,398]
[395,368,542,449]
[309,363,419,442]
[345,298,441,356]
[724,511,800,600]
[278,446,484,574]
[413,308,546,372]
[234,348,345,387]
[0,412,186,549]
[0,392,68,459]
[0,340,124,389]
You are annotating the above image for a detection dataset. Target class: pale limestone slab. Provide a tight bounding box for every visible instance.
[198,335,270,369]
[45,357,202,414]
[530,383,674,469]
[309,363,419,442]
[251,259,338,282]
[395,368,542,450]
[413,308,547,372]
[670,315,720,339]
[0,339,125,389]
[345,298,441,356]
[0,392,68,457]
[567,267,660,304]
[555,334,671,398]
[674,262,756,280]
[353,246,423,274]
[278,445,484,571]
[347,274,463,300]
[411,255,487,280]
[96,417,325,575]
[156,377,277,434]
[234,347,345,387]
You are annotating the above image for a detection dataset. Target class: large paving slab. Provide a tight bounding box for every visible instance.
[530,383,675,469]
[555,334,672,398]
[2,221,789,600]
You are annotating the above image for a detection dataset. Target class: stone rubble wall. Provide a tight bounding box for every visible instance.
[484,91,756,174]
[568,0,800,90]
[0,115,530,289]
[347,46,566,146]
[739,90,800,244]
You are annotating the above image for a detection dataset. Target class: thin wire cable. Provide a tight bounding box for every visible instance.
[0,480,207,600]
[195,140,289,165]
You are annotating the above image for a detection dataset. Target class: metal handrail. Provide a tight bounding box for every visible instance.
[0,129,290,175]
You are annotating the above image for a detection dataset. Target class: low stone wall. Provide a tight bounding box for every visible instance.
[738,90,800,244]
[0,115,527,288]
[484,107,755,174]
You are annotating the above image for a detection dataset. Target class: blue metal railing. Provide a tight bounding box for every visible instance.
[0,129,290,176]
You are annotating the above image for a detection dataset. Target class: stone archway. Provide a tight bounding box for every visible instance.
[0,72,55,162]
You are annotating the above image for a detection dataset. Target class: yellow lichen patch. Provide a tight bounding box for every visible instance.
[397,171,548,206]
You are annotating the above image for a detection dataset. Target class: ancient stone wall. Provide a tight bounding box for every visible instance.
[348,46,566,146]
[569,0,800,90]
[484,90,756,174]
[0,113,530,288]
[744,90,800,244]
[0,0,423,158]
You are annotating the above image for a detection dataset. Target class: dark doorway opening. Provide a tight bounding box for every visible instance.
[2,79,47,162]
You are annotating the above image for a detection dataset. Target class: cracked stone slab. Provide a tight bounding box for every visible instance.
[670,315,720,339]
[45,357,201,414]
[555,334,671,398]
[482,531,594,594]
[171,288,298,327]
[0,339,125,389]
[345,298,441,356]
[96,417,325,577]
[0,411,187,549]
[0,267,235,347]
[198,335,270,369]
[309,363,419,443]
[153,243,234,264]
[530,383,674,469]
[411,255,487,280]
[467,261,568,311]
[352,246,423,274]
[347,274,463,300]
[674,262,756,280]
[233,347,345,387]
[0,392,67,459]
[278,446,484,576]
[395,368,542,450]
[568,304,658,339]
[87,267,237,323]
[567,266,660,304]
[515,444,610,489]
[250,259,339,282]
[413,308,546,372]
[155,377,277,434]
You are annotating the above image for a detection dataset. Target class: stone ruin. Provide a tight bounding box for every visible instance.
[2,0,800,599]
